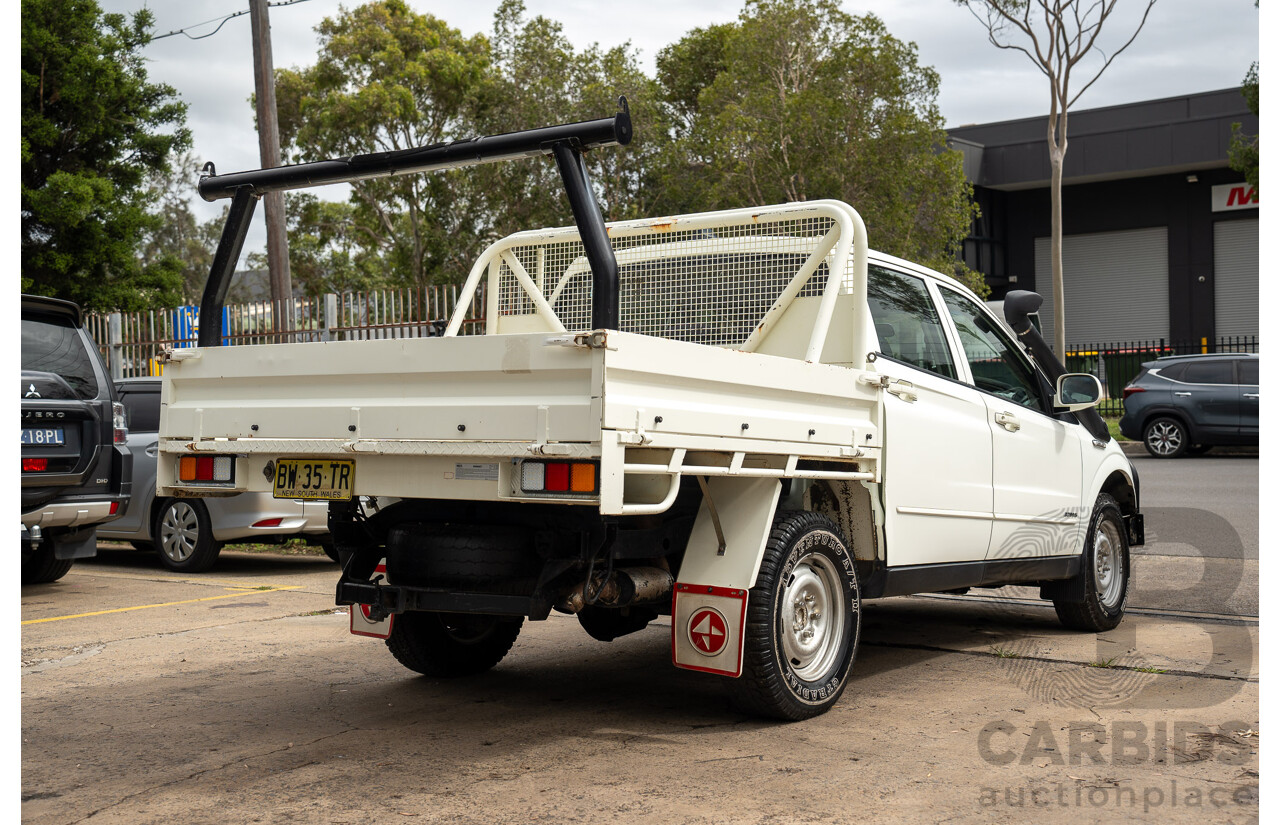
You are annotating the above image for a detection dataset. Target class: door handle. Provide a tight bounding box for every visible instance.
[1173,391,1192,397]
[994,411,1020,432]
[145,445,159,457]
[886,380,917,403]
[1243,393,1259,399]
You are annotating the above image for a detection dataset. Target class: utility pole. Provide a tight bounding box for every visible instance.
[249,0,293,335]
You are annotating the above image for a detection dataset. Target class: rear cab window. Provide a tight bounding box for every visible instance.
[867,265,957,379]
[21,315,102,400]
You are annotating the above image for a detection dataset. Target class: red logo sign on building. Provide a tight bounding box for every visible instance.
[687,606,729,656]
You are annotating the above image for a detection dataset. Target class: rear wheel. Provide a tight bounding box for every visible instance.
[22,541,74,585]
[729,511,860,720]
[154,499,222,573]
[385,611,523,677]
[1143,416,1187,458]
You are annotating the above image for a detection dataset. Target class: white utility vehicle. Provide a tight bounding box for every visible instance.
[159,103,1143,719]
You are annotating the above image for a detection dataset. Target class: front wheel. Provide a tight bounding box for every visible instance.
[1054,493,1129,632]
[1143,416,1187,458]
[154,499,223,573]
[386,611,523,677]
[729,511,861,720]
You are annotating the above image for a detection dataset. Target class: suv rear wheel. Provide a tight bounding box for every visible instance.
[22,540,74,585]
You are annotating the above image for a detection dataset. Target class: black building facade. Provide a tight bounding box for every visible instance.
[949,89,1258,347]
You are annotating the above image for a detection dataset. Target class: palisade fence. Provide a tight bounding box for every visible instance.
[1064,335,1260,416]
[85,284,487,379]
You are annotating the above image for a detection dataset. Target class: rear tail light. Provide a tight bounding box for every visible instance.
[109,502,119,515]
[519,460,597,494]
[178,455,235,483]
[113,402,128,445]
[23,458,48,472]
[1122,387,1146,399]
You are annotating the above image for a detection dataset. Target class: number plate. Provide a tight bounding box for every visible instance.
[22,428,65,446]
[272,459,355,500]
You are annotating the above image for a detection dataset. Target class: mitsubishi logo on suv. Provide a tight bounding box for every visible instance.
[25,384,41,398]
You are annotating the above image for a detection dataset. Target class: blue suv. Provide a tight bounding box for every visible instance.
[1119,353,1259,457]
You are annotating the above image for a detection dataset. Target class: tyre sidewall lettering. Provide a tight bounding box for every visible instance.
[773,528,860,706]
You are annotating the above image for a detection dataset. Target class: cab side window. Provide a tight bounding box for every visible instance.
[867,265,957,379]
[939,288,1048,413]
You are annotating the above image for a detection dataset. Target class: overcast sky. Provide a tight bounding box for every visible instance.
[95,0,1261,264]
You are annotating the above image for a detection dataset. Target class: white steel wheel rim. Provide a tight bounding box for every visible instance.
[159,502,200,563]
[1146,421,1182,456]
[1094,519,1124,609]
[779,552,847,682]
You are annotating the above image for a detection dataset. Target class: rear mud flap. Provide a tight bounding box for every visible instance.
[349,560,394,639]
[671,583,748,678]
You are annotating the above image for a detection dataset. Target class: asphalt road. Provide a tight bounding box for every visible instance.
[1123,454,1258,618]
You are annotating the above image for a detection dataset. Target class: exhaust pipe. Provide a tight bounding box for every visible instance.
[556,566,674,614]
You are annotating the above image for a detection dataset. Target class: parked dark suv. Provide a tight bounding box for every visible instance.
[21,295,132,583]
[1119,353,1260,458]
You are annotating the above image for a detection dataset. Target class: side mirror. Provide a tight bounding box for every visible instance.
[1054,373,1104,412]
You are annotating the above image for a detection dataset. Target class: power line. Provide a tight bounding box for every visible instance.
[152,0,313,42]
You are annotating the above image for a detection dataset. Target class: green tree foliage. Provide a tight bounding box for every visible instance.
[274,0,492,291]
[138,152,222,304]
[1229,61,1259,190]
[21,0,190,311]
[655,0,983,293]
[471,0,672,237]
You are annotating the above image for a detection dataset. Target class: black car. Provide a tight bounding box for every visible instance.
[1119,353,1260,458]
[21,295,132,583]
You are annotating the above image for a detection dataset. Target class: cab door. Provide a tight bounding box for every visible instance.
[869,266,993,567]
[936,287,1085,560]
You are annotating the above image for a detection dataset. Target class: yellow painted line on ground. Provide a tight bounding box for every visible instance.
[21,586,302,625]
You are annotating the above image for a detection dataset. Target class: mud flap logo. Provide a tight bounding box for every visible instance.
[688,607,729,656]
[672,583,747,677]
[349,560,394,639]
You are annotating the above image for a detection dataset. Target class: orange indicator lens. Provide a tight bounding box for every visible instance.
[570,463,595,492]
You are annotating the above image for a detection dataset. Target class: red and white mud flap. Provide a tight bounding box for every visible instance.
[671,582,749,677]
[349,560,394,639]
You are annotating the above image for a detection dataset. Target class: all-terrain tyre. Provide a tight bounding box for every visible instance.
[22,541,74,585]
[1054,493,1129,632]
[385,611,524,677]
[729,511,861,721]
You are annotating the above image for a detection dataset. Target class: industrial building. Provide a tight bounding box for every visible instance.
[949,88,1258,348]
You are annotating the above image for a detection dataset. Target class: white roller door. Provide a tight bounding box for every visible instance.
[1033,227,1169,347]
[1213,218,1258,338]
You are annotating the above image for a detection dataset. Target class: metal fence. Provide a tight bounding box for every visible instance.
[1064,335,1260,416]
[85,284,486,379]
